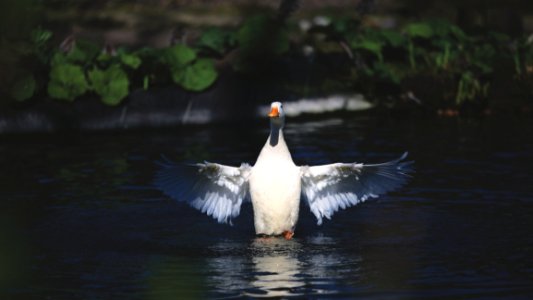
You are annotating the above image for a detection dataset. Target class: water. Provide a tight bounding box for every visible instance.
[1,115,533,299]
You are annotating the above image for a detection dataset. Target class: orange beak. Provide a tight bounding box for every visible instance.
[268,106,279,118]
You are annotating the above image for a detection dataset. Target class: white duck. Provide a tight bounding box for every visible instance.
[155,101,413,239]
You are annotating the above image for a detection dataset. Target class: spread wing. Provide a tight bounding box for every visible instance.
[300,152,413,225]
[154,158,252,224]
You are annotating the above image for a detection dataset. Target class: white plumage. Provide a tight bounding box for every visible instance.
[249,122,301,236]
[155,101,413,238]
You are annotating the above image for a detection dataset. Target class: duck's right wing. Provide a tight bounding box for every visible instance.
[155,158,252,224]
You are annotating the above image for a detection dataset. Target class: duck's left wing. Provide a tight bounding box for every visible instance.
[155,158,252,224]
[300,152,413,225]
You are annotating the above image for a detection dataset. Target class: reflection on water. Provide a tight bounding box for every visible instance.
[206,238,306,297]
[205,235,364,297]
[247,238,304,297]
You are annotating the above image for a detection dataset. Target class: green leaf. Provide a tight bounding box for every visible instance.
[51,42,100,66]
[88,65,129,106]
[30,28,52,45]
[380,30,405,47]
[96,52,113,62]
[163,45,196,68]
[57,40,100,64]
[143,75,150,90]
[352,40,383,61]
[10,72,36,101]
[66,45,90,63]
[120,53,142,69]
[48,63,89,101]
[455,71,489,104]
[404,23,434,39]
[197,28,231,54]
[171,58,217,91]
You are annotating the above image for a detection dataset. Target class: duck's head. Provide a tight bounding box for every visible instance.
[268,101,285,128]
[268,101,285,118]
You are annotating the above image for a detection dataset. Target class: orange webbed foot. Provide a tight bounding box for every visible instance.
[282,230,294,240]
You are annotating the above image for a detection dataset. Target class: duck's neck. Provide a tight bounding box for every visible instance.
[269,119,284,147]
[269,127,281,146]
[256,118,293,165]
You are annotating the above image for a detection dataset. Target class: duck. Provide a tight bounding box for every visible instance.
[155,101,413,239]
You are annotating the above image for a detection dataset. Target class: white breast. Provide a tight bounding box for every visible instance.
[249,135,301,235]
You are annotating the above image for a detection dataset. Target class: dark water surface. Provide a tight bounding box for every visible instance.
[1,116,533,299]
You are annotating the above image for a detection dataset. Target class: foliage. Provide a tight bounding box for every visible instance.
[88,65,129,106]
[30,27,53,63]
[3,32,219,105]
[404,22,434,39]
[513,37,533,76]
[1,26,52,102]
[196,27,236,56]
[47,64,89,101]
[119,52,142,69]
[164,45,218,91]
[455,71,489,104]
[163,45,197,68]
[170,58,218,91]
[3,12,533,112]
[324,18,528,107]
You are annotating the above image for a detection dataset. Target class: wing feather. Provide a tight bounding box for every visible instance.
[301,152,413,225]
[154,158,251,224]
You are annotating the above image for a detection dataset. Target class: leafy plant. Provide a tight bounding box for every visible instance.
[512,38,533,76]
[1,26,52,103]
[163,45,218,91]
[47,63,89,101]
[456,71,489,104]
[404,22,434,39]
[170,58,217,91]
[5,14,533,113]
[30,27,53,63]
[403,22,435,69]
[402,20,468,71]
[351,39,384,62]
[88,65,129,106]
[119,52,142,69]
[51,40,100,66]
[97,49,142,70]
[163,45,197,68]
[197,27,236,55]
[379,30,406,48]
